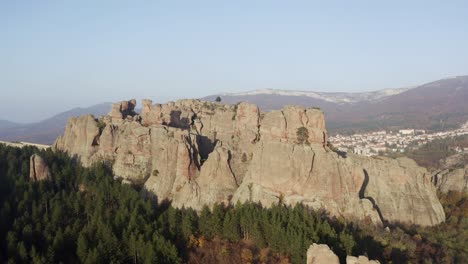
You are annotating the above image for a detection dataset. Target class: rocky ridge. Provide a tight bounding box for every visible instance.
[54,99,445,226]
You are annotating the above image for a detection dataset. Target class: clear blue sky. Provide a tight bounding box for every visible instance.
[1,1,468,122]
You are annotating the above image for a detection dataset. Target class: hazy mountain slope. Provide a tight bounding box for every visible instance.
[0,120,20,130]
[204,76,468,134]
[203,94,343,112]
[203,87,409,111]
[0,103,111,145]
[326,76,468,133]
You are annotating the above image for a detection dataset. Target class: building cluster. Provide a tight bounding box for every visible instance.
[329,121,468,157]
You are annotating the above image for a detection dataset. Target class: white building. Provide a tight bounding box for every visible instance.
[399,129,415,135]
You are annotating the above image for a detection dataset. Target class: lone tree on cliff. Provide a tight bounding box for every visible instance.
[215,96,222,102]
[296,127,309,145]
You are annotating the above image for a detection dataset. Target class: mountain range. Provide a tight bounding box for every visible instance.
[217,87,411,104]
[1,75,467,144]
[204,76,468,134]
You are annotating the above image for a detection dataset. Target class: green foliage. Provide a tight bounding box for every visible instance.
[96,119,106,131]
[296,127,310,144]
[215,96,222,102]
[417,191,468,262]
[0,145,181,264]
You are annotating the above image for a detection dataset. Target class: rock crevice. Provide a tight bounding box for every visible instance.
[359,169,387,226]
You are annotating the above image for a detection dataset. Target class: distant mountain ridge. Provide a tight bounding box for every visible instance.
[205,76,468,134]
[0,103,111,145]
[1,75,467,144]
[221,87,411,104]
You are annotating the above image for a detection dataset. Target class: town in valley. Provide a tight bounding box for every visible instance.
[329,121,468,156]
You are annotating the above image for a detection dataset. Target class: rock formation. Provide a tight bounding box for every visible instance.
[108,99,137,120]
[306,244,339,264]
[432,152,468,193]
[306,244,380,264]
[432,165,468,193]
[54,99,445,226]
[30,154,51,181]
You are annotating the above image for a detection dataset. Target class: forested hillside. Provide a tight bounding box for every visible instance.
[0,144,466,263]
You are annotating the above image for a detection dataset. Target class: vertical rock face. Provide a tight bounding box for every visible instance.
[54,114,101,166]
[30,154,51,181]
[108,99,137,120]
[260,106,326,144]
[432,152,468,193]
[432,166,468,193]
[54,99,445,226]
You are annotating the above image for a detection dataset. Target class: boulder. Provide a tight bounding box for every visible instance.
[306,244,339,264]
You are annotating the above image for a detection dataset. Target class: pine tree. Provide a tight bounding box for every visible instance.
[222,210,241,241]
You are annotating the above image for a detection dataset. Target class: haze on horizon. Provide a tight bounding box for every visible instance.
[1,1,468,123]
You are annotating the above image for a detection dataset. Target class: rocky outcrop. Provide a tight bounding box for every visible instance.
[432,152,468,193]
[30,154,51,181]
[306,244,339,264]
[108,99,137,120]
[306,244,380,264]
[432,166,468,193]
[54,99,445,226]
[232,143,444,226]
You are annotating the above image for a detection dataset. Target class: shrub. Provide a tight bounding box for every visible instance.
[296,127,309,144]
[96,119,106,131]
[241,153,248,163]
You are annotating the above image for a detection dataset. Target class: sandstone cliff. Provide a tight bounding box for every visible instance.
[54,99,445,226]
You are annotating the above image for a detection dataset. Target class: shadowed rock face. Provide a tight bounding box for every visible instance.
[54,99,445,226]
[30,154,50,181]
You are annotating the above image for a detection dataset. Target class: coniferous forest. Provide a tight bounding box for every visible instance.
[0,144,466,263]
